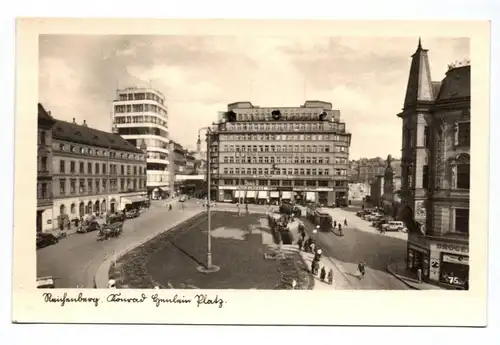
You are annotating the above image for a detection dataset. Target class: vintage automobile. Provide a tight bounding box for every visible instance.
[125,209,140,219]
[306,205,333,232]
[77,219,103,233]
[36,232,59,249]
[97,221,123,240]
[37,276,58,288]
[279,203,302,218]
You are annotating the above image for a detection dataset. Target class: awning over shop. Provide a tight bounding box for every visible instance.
[270,192,280,198]
[234,191,245,198]
[246,191,257,198]
[306,192,316,201]
[257,191,269,199]
[281,192,292,199]
[122,196,147,205]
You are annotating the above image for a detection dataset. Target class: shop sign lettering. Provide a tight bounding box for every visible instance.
[436,243,469,254]
[408,244,428,253]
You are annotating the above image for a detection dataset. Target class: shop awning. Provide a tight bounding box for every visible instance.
[258,191,269,199]
[246,191,257,198]
[281,192,292,199]
[122,196,146,204]
[270,192,280,198]
[234,191,245,198]
[306,192,316,201]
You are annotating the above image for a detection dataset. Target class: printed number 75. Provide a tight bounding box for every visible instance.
[448,277,459,284]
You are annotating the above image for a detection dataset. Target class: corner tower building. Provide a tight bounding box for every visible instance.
[212,101,351,207]
[112,87,171,199]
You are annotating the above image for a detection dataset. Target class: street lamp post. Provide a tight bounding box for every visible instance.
[196,126,220,274]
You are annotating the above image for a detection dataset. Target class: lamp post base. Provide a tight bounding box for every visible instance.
[197,265,220,274]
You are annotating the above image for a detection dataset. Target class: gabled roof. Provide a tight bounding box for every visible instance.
[52,119,143,154]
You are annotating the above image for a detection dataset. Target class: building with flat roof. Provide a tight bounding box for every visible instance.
[210,100,352,206]
[112,87,170,199]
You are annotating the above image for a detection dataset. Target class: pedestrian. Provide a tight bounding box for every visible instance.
[344,218,348,227]
[358,261,366,280]
[314,248,322,262]
[338,223,343,236]
[333,220,337,228]
[310,242,316,254]
[297,238,303,251]
[245,203,249,215]
[320,266,326,281]
[327,268,334,285]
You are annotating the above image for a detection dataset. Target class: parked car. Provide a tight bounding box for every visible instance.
[374,219,390,228]
[382,221,406,232]
[77,220,102,233]
[125,209,140,219]
[36,232,58,249]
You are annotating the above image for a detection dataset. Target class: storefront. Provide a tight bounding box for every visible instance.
[306,191,316,203]
[406,243,430,279]
[270,191,280,205]
[245,191,257,204]
[430,241,469,289]
[318,191,328,206]
[222,189,233,202]
[257,191,269,205]
[281,191,292,202]
[234,190,246,203]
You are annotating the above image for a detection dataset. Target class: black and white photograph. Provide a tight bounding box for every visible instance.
[12,18,490,326]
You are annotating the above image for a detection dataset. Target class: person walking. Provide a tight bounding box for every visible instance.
[358,261,366,280]
[297,237,303,251]
[344,218,348,227]
[245,203,249,215]
[327,268,334,285]
[320,266,326,281]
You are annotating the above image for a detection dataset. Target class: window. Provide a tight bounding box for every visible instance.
[70,179,76,194]
[70,161,75,173]
[95,163,100,174]
[102,179,107,191]
[457,164,470,189]
[80,162,84,173]
[40,156,47,171]
[87,162,92,174]
[96,179,100,192]
[79,179,85,193]
[121,165,125,175]
[424,126,430,148]
[59,160,65,173]
[423,165,429,189]
[454,209,469,234]
[59,179,66,194]
[455,122,470,146]
[40,183,48,198]
[40,131,46,145]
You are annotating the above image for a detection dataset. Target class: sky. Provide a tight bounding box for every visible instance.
[39,35,469,159]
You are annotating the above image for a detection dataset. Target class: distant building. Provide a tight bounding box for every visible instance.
[398,39,470,289]
[37,104,56,232]
[349,157,388,184]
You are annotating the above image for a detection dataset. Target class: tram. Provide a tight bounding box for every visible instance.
[306,204,333,232]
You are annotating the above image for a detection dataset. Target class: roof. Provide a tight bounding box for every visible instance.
[52,119,143,153]
[436,65,471,102]
[38,103,55,124]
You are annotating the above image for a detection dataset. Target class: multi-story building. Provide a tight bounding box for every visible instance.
[51,117,147,229]
[211,101,352,206]
[37,104,56,232]
[112,87,170,199]
[352,157,386,184]
[397,39,470,289]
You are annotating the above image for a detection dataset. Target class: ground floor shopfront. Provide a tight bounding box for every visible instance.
[37,204,53,233]
[216,186,347,207]
[52,192,147,229]
[406,233,469,290]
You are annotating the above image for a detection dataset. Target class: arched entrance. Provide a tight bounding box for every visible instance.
[110,198,116,213]
[94,200,100,215]
[79,202,85,217]
[59,204,66,215]
[101,199,106,214]
[87,201,93,215]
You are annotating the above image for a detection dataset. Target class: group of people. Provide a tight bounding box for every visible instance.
[296,224,334,285]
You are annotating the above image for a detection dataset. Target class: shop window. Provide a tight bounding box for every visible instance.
[456,164,470,189]
[454,208,469,234]
[440,254,469,288]
[455,122,470,147]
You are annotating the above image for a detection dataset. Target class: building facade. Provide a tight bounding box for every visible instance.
[37,104,56,232]
[398,39,470,289]
[51,117,147,230]
[349,157,386,184]
[211,101,351,206]
[112,87,170,198]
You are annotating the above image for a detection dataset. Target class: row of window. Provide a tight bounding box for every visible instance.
[404,122,470,150]
[221,155,348,165]
[221,144,348,153]
[147,152,169,160]
[114,114,168,128]
[38,130,50,146]
[224,121,346,133]
[117,127,168,138]
[58,159,145,176]
[117,92,165,105]
[58,177,145,195]
[219,133,349,142]
[221,167,347,176]
[221,179,348,188]
[55,142,145,161]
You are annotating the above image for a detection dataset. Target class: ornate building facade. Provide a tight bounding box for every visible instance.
[51,116,147,230]
[398,39,470,289]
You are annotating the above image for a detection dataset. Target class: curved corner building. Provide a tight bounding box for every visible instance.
[112,87,171,199]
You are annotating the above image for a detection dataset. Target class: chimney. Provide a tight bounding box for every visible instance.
[72,118,76,123]
[83,120,87,127]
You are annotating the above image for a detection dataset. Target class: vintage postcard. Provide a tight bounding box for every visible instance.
[12,18,489,326]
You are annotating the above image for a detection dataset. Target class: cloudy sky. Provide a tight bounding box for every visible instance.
[39,35,469,159]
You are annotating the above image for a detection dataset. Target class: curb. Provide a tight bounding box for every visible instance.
[93,210,206,289]
[386,264,421,290]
